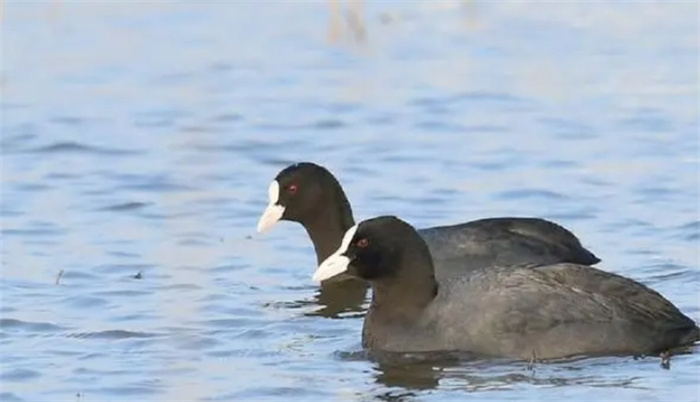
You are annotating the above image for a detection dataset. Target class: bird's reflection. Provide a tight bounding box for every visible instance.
[307,277,369,318]
[272,276,368,319]
[371,351,465,391]
[359,349,692,398]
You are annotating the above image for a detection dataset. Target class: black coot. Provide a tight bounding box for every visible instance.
[257,162,600,282]
[312,216,699,360]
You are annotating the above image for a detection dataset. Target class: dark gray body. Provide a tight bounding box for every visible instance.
[417,217,600,282]
[363,262,699,359]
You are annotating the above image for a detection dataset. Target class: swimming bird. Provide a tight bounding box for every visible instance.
[312,216,700,360]
[257,162,600,283]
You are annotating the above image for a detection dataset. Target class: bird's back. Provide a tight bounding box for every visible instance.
[417,217,600,281]
[425,263,699,360]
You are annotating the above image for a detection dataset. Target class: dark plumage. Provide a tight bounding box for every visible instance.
[313,216,700,360]
[257,162,600,282]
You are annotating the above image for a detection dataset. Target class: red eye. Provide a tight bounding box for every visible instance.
[356,238,369,248]
[288,184,298,195]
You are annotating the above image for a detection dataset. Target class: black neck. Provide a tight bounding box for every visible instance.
[371,275,437,315]
[302,187,355,265]
[362,259,438,350]
[369,250,438,322]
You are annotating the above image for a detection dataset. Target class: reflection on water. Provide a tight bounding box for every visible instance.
[363,339,699,395]
[372,352,465,391]
[267,281,368,319]
[363,353,663,401]
[309,280,369,318]
[336,345,691,399]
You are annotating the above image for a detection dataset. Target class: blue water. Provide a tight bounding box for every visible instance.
[1,1,699,401]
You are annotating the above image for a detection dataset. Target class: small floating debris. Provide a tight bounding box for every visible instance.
[527,349,538,373]
[660,350,671,370]
[55,269,64,285]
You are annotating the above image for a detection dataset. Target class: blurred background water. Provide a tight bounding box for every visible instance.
[1,1,699,401]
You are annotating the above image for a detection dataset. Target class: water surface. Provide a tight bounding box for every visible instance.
[2,1,699,401]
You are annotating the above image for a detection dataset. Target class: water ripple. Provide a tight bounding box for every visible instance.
[65,330,161,340]
[90,384,163,397]
[312,119,347,129]
[210,112,244,122]
[132,109,188,128]
[0,319,67,333]
[49,116,91,126]
[96,202,152,212]
[61,295,111,310]
[0,368,42,382]
[0,392,25,402]
[674,220,700,241]
[414,120,466,133]
[496,189,569,201]
[21,141,141,156]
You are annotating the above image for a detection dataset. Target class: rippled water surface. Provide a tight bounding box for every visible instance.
[2,1,699,401]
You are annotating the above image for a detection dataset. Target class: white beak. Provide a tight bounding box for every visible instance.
[313,254,350,283]
[257,204,285,233]
[312,224,358,282]
[256,181,285,233]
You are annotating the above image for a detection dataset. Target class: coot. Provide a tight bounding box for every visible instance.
[257,162,600,282]
[312,216,699,360]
